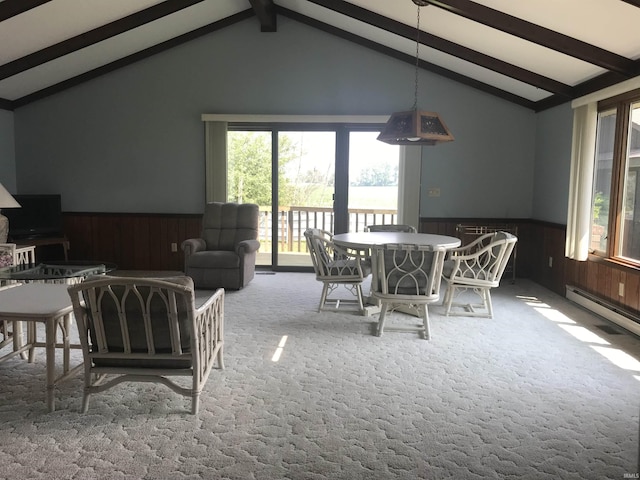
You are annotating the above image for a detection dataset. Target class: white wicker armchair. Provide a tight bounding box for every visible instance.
[67,275,224,414]
[304,228,372,313]
[441,231,518,318]
[371,243,447,339]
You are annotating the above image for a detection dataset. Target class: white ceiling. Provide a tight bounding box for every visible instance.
[2,0,640,111]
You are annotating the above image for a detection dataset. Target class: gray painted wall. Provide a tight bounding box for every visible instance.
[13,15,547,219]
[0,110,16,192]
[417,80,536,219]
[532,103,573,224]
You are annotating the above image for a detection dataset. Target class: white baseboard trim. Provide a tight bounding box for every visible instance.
[565,284,640,337]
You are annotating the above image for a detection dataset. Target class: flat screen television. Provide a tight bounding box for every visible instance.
[4,194,63,240]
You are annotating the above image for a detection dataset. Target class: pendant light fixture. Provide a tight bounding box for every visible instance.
[377,0,454,146]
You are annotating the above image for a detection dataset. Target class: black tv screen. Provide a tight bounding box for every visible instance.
[4,194,63,239]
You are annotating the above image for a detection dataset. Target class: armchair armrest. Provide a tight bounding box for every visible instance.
[236,239,260,255]
[182,238,207,255]
[181,238,207,270]
[448,233,494,257]
[444,242,501,282]
[327,241,371,278]
[194,287,225,370]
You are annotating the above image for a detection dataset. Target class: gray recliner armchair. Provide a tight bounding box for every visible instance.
[182,202,260,290]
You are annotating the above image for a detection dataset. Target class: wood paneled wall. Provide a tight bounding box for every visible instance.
[565,255,640,316]
[419,218,566,295]
[60,212,640,317]
[62,212,202,272]
[421,217,640,317]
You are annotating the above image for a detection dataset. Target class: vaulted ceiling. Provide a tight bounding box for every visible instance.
[2,0,640,112]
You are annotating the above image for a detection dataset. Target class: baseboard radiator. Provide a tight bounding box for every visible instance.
[565,285,640,337]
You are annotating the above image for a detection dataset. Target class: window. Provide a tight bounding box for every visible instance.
[591,90,640,264]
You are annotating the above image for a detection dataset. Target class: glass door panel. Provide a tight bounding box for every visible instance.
[227,131,272,266]
[276,131,336,268]
[347,132,400,232]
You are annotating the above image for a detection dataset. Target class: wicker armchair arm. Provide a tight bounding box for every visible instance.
[327,242,371,278]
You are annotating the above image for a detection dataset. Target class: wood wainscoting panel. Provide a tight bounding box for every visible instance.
[63,212,202,272]
[420,218,566,296]
[567,255,640,316]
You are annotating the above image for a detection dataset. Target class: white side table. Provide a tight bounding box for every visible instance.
[0,283,81,412]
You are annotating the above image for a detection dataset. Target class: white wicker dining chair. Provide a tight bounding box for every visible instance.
[67,275,224,414]
[365,224,417,233]
[371,243,447,340]
[304,228,372,313]
[441,231,518,318]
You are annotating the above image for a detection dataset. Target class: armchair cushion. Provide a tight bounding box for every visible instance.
[384,250,434,295]
[202,202,260,251]
[187,251,241,270]
[85,275,195,369]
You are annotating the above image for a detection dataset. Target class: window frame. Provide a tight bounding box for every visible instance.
[594,88,640,265]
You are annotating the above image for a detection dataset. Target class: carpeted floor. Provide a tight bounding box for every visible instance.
[0,273,639,480]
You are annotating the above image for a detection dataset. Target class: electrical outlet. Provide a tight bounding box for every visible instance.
[548,256,553,268]
[427,188,441,197]
[171,242,178,252]
[619,282,625,297]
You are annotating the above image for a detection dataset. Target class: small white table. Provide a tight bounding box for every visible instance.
[0,283,82,412]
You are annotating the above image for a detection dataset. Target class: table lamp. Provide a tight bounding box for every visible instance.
[0,183,21,243]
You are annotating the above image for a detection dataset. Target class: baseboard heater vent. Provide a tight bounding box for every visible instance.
[566,285,640,337]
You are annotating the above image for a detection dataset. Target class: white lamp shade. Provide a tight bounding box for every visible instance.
[0,183,20,243]
[0,183,20,208]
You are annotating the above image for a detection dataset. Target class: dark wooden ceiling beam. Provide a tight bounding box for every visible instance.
[304,0,572,97]
[425,0,639,76]
[0,0,206,82]
[248,0,277,32]
[0,98,13,111]
[0,0,51,22]
[11,9,255,109]
[620,0,640,7]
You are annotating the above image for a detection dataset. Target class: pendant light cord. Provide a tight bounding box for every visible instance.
[413,3,421,111]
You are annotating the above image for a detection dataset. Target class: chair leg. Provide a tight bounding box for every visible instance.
[421,305,431,340]
[377,303,389,336]
[191,393,200,415]
[319,283,330,312]
[484,289,494,319]
[443,284,455,316]
[217,345,225,370]
[81,391,90,413]
[355,284,365,312]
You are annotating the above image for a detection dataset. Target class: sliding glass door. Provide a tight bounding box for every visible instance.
[227,125,399,269]
[227,131,273,266]
[348,131,400,232]
[276,131,336,267]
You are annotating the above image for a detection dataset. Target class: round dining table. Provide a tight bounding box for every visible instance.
[332,231,461,250]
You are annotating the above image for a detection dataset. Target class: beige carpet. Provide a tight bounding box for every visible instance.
[0,273,639,479]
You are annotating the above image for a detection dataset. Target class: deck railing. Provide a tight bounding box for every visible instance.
[258,206,398,252]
